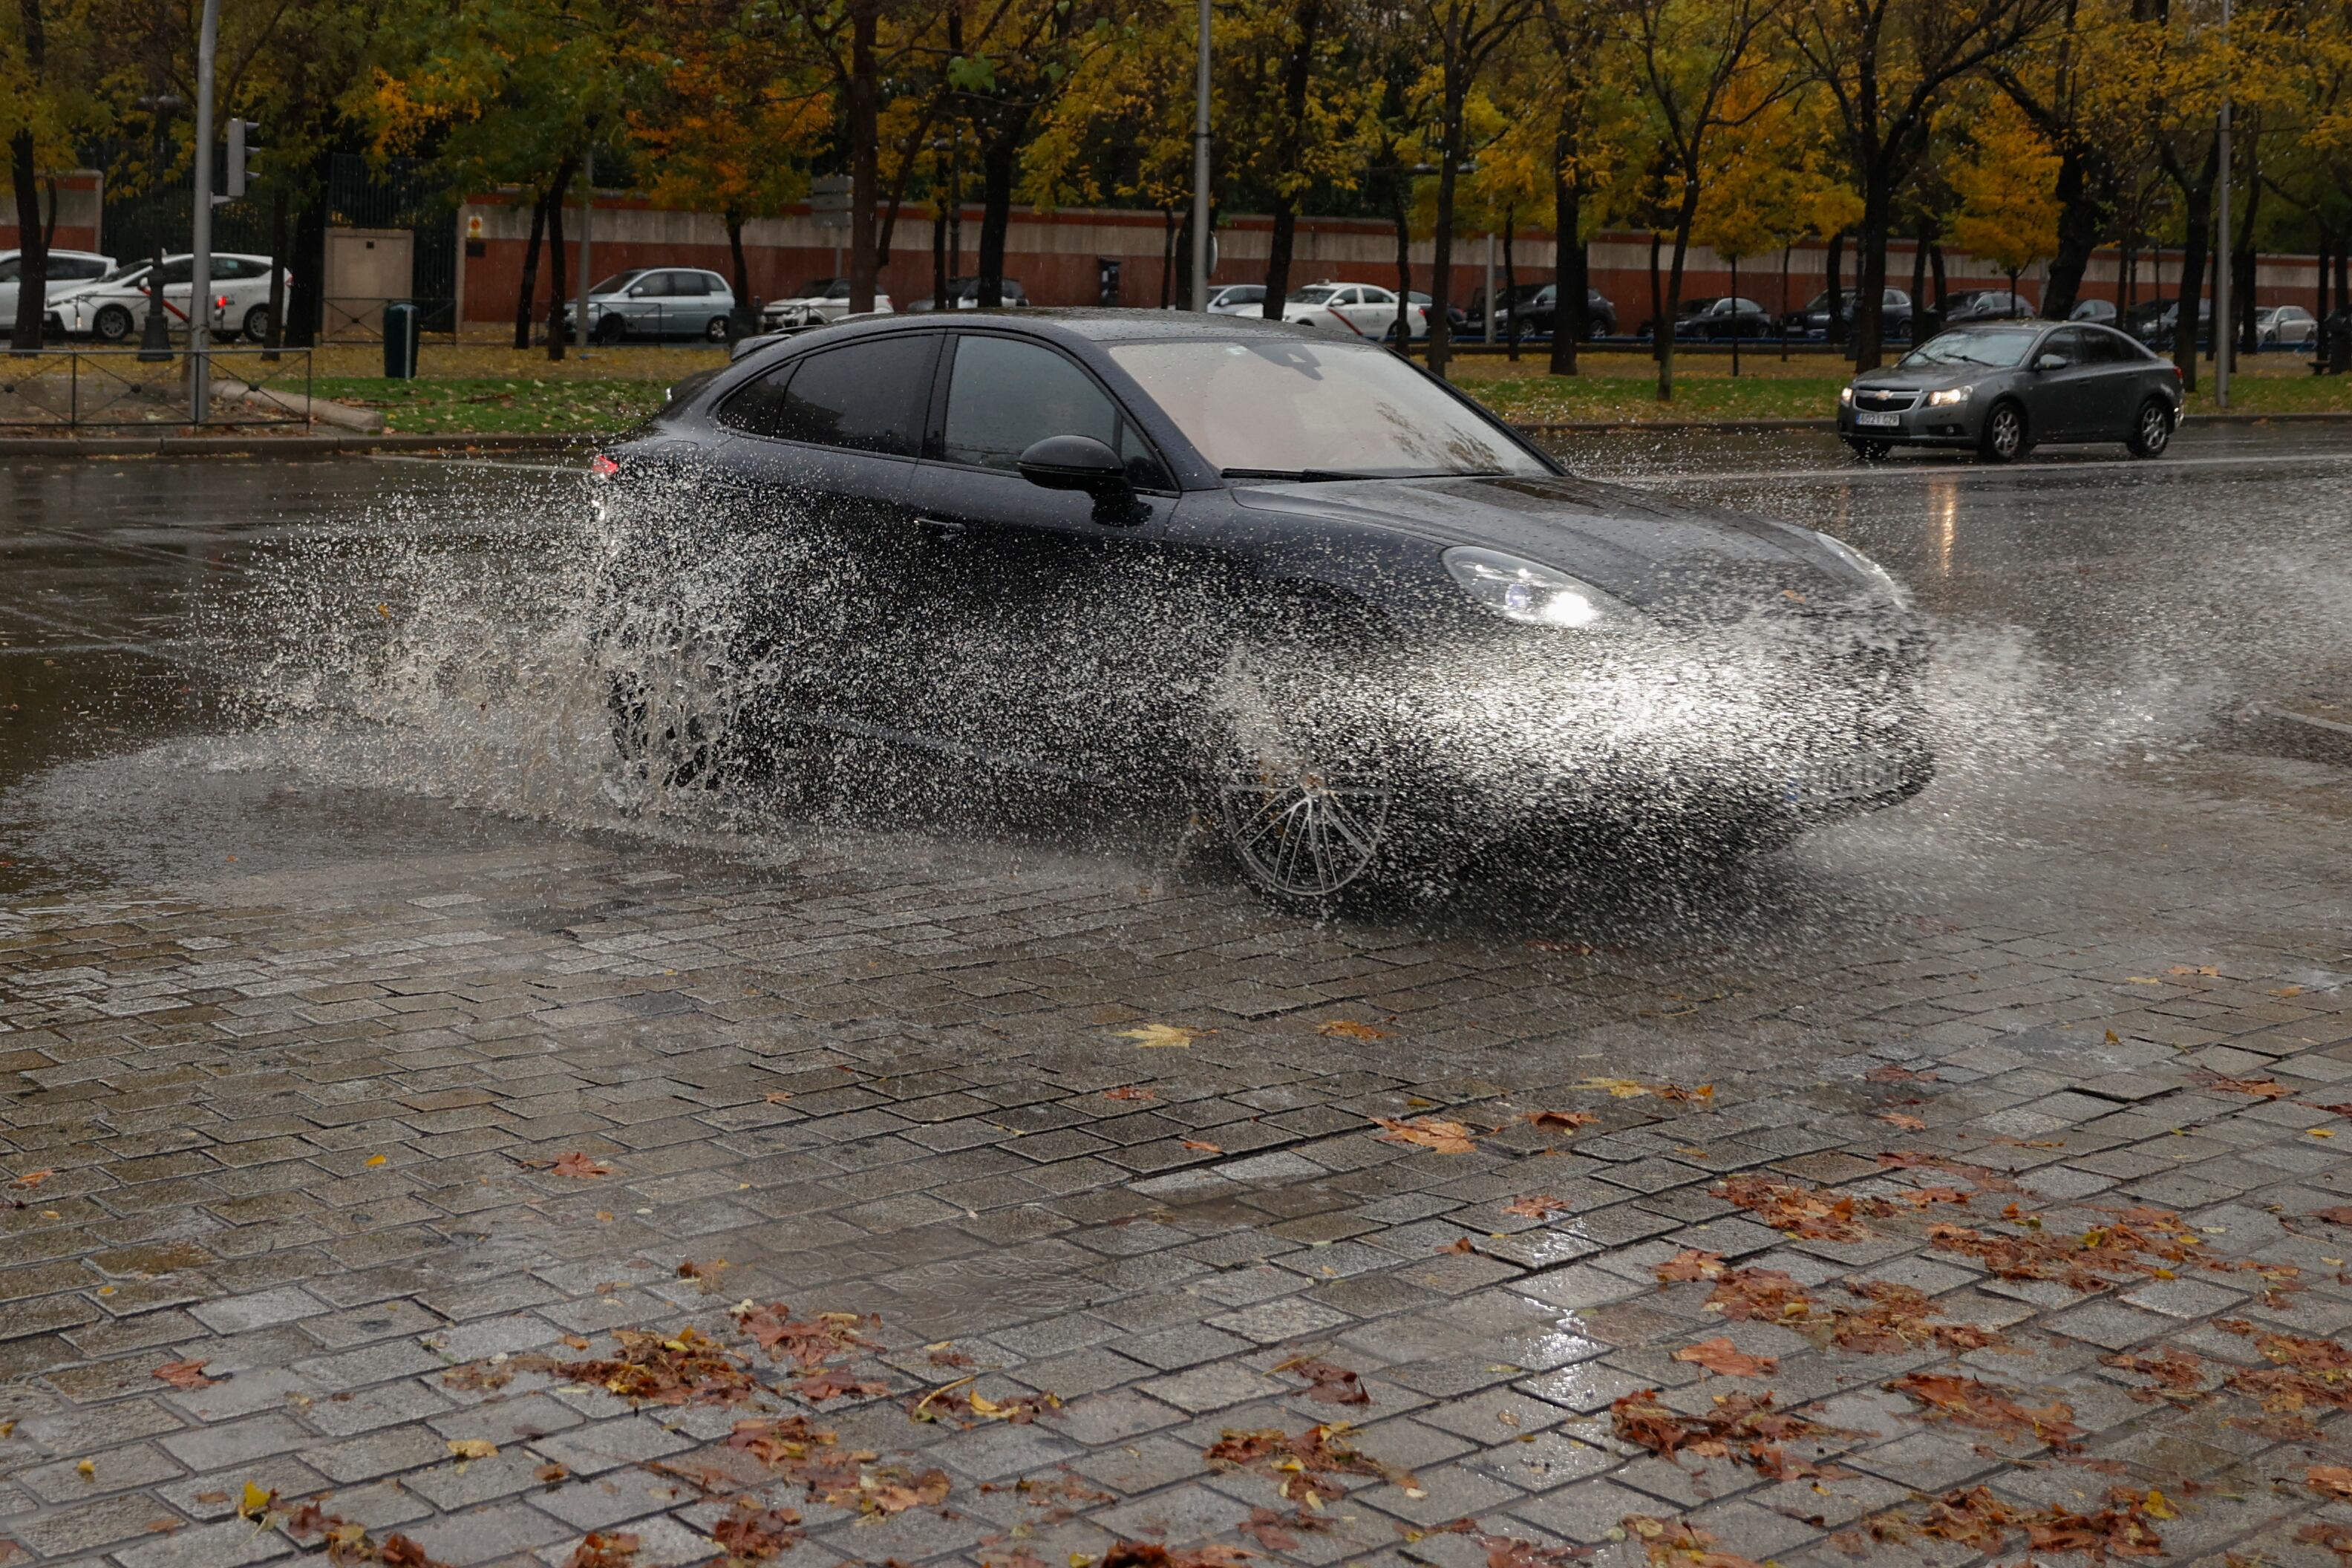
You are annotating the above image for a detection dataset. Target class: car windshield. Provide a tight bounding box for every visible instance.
[1900,326,2039,369]
[96,262,151,286]
[591,272,644,295]
[1108,336,1548,480]
[1287,285,1342,304]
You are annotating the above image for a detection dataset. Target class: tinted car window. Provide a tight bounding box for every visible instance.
[939,334,1162,486]
[0,259,15,281]
[157,258,193,285]
[719,336,932,454]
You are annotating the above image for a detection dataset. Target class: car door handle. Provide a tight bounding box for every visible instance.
[912,515,966,538]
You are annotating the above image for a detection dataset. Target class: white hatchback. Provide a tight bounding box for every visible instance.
[49,253,287,342]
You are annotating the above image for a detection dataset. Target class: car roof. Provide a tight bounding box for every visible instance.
[758,308,1326,359]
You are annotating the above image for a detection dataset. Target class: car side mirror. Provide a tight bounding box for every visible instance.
[2034,353,2069,372]
[1018,434,1129,499]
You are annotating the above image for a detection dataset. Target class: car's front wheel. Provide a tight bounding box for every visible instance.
[2126,396,2174,459]
[242,304,273,342]
[1845,437,1894,461]
[1203,644,1397,908]
[1978,399,2030,463]
[92,304,134,342]
[596,315,627,345]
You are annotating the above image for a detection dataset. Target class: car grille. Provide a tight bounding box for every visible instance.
[1853,390,1918,412]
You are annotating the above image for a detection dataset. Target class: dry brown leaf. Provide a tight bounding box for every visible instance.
[1500,1194,1571,1219]
[1102,1085,1157,1102]
[549,1152,615,1178]
[1671,1337,1776,1378]
[1863,1065,1941,1083]
[8,1170,53,1190]
[2199,1074,2288,1098]
[2307,1465,2352,1500]
[1878,1112,1928,1132]
[150,1359,218,1391]
[1525,1110,1598,1131]
[1316,1019,1388,1040]
[1117,1024,1200,1048]
[762,1091,794,1104]
[1368,1115,1477,1154]
[1180,1139,1224,1154]
[1439,1236,1477,1255]
[1887,1372,2083,1448]
[447,1438,497,1460]
[561,1531,641,1568]
[1656,1249,1726,1283]
[1271,1356,1372,1406]
[2166,964,2220,976]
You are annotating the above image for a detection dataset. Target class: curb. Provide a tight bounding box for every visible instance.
[2228,702,2352,768]
[1,408,2345,457]
[0,432,591,457]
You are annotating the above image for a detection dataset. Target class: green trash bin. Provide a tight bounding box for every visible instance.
[383,301,421,379]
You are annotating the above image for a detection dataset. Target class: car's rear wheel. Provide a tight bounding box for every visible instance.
[596,315,627,345]
[1978,399,2029,463]
[1203,644,1397,908]
[93,304,134,342]
[242,304,273,342]
[704,315,728,342]
[2126,396,2174,459]
[1845,438,1894,461]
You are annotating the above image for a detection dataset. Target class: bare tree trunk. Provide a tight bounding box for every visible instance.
[545,179,569,362]
[8,128,48,353]
[1261,0,1320,320]
[2163,137,2218,389]
[514,182,553,350]
[1428,80,1468,379]
[1502,205,1518,361]
[1389,172,1413,349]
[264,183,287,360]
[1646,230,1661,358]
[1658,190,1697,401]
[726,209,750,304]
[1160,206,1176,309]
[975,122,1021,307]
[1825,229,1845,344]
[847,0,880,313]
[1852,171,1892,370]
[2042,144,2102,318]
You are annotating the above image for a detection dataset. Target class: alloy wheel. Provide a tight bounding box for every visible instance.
[1219,768,1393,900]
[1982,403,2025,463]
[2129,399,2172,459]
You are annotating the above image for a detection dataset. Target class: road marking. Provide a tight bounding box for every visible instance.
[1613,449,2352,486]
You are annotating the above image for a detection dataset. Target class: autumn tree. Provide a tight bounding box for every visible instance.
[1948,91,2060,299]
[1402,0,1538,375]
[1,0,102,350]
[1784,0,2062,369]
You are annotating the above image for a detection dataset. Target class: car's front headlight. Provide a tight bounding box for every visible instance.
[1443,547,1636,630]
[1838,386,1854,405]
[1927,385,1973,406]
[1811,531,1909,607]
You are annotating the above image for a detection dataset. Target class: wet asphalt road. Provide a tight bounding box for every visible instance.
[2,429,2352,1568]
[1,424,2348,898]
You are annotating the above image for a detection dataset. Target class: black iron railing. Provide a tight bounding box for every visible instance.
[0,347,316,430]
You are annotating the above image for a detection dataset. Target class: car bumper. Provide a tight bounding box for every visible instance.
[1326,617,1934,842]
[1838,402,1983,447]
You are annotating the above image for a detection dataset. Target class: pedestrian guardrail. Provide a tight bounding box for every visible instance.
[321,297,458,343]
[0,347,316,431]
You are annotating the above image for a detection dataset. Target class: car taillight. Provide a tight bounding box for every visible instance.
[589,454,620,479]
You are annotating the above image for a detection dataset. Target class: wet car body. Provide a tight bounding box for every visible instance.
[595,310,1931,899]
[1840,321,2183,463]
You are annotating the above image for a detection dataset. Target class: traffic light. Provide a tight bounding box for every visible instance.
[226,119,256,198]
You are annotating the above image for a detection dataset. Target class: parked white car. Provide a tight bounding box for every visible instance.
[48,253,286,342]
[0,249,115,330]
[1203,284,1268,316]
[1281,281,1429,341]
[762,276,897,331]
[563,267,737,344]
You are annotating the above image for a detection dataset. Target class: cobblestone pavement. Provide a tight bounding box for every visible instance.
[4,438,2352,1568]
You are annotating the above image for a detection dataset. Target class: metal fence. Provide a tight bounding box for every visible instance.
[320,296,460,342]
[0,347,314,431]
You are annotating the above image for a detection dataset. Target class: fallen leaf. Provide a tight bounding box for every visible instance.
[1888,1372,2083,1448]
[2315,1466,2352,1500]
[1316,1019,1388,1040]
[2198,1074,2288,1098]
[1863,1065,1941,1083]
[8,1171,52,1190]
[238,1482,278,1520]
[1501,1194,1572,1220]
[2166,964,2219,977]
[1102,1085,1157,1102]
[1368,1115,1477,1154]
[447,1438,497,1460]
[1117,1024,1200,1048]
[75,1459,94,1478]
[1878,1112,1927,1131]
[561,1531,641,1568]
[549,1152,615,1178]
[365,1154,388,1166]
[1180,1140,1224,1154]
[537,1462,570,1483]
[762,1091,794,1104]
[1656,1250,1726,1283]
[151,1359,218,1390]
[1525,1111,1597,1131]
[1439,1236,1476,1255]
[1671,1337,1777,1378]
[1271,1356,1371,1406]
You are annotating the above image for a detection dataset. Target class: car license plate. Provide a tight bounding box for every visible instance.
[1794,754,1903,803]
[1855,411,1901,428]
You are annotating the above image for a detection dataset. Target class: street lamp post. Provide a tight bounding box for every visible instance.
[188,0,220,424]
[1189,0,1211,311]
[2215,0,2232,408]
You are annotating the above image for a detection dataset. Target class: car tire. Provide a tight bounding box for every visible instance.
[1978,399,2029,463]
[93,304,135,342]
[241,304,273,342]
[1202,641,1397,909]
[2126,396,2174,459]
[704,315,729,342]
[596,316,627,346]
[592,596,768,810]
[1845,438,1894,462]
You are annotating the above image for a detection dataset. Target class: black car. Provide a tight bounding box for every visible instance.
[1647,297,1774,340]
[1938,288,2036,326]
[1839,321,2183,462]
[906,275,1031,312]
[592,311,1932,903]
[1781,288,1913,342]
[1478,283,1618,340]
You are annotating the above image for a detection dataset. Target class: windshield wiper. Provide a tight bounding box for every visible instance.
[1221,466,1509,483]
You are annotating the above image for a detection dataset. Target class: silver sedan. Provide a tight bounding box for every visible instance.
[1838,321,2185,463]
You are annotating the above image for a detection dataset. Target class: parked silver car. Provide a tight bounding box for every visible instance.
[566,268,736,344]
[0,249,114,329]
[2256,304,2319,349]
[1839,321,2184,463]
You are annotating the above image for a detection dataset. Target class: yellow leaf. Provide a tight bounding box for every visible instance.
[76,1458,95,1478]
[365,1154,387,1166]
[1117,1024,1199,1048]
[2143,1489,2176,1519]
[1580,1077,1650,1097]
[238,1481,276,1519]
[2310,1128,2335,1138]
[447,1438,497,1460]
